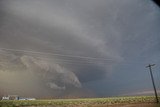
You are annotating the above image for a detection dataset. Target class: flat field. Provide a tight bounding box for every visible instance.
[0,96,160,107]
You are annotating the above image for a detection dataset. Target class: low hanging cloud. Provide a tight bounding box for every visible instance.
[0,51,81,97]
[20,55,82,88]
[47,83,66,90]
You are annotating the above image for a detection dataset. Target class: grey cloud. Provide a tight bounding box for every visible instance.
[2,0,122,60]
[20,55,82,88]
[0,0,160,97]
[47,83,66,90]
[0,51,81,97]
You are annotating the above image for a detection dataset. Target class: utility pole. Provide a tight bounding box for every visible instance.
[146,64,159,103]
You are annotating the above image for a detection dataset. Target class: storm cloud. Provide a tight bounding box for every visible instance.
[0,0,160,98]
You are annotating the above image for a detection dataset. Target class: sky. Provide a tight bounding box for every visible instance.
[0,0,160,98]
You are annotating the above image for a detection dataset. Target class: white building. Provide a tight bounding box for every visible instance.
[1,95,36,100]
[2,96,9,100]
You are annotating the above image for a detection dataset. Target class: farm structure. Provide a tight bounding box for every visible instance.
[2,95,19,100]
[1,95,36,100]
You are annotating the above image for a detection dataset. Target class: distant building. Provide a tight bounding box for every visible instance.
[19,97,36,100]
[1,95,36,100]
[2,95,18,100]
[27,98,36,100]
[2,96,9,100]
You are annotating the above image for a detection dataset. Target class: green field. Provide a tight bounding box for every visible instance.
[0,96,160,107]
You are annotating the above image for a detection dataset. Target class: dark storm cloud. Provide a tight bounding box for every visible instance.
[0,0,160,97]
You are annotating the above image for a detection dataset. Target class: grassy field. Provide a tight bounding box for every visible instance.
[0,96,160,107]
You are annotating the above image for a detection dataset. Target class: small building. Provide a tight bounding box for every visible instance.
[19,98,36,100]
[2,96,9,100]
[1,95,36,100]
[2,95,19,100]
[27,98,36,100]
